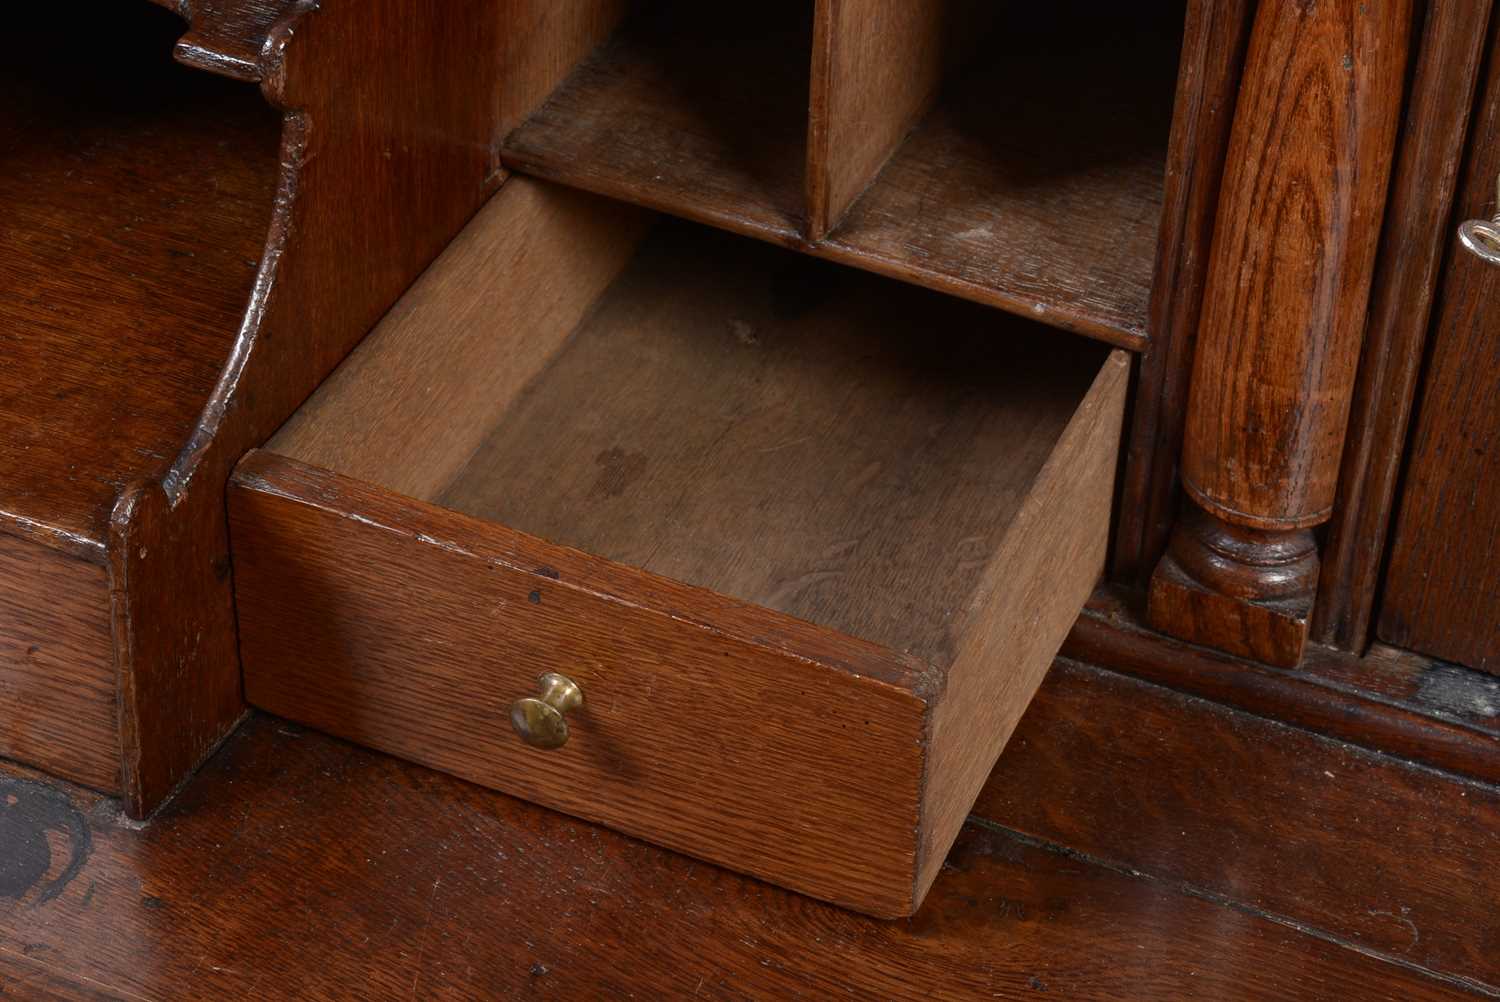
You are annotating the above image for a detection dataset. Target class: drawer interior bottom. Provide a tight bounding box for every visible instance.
[274,182,1109,667]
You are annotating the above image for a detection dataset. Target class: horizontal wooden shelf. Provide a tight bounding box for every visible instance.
[501,3,1182,350]
[823,6,1182,347]
[0,4,281,553]
[502,2,811,243]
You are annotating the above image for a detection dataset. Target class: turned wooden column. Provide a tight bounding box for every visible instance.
[1148,0,1411,667]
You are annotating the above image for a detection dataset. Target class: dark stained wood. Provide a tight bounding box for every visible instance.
[1066,587,1500,788]
[1150,0,1411,666]
[821,4,1181,349]
[0,534,117,793]
[107,0,508,817]
[229,179,1129,915]
[1315,1,1496,650]
[167,0,306,81]
[0,715,1485,1001]
[1378,12,1500,674]
[982,657,1500,994]
[0,4,280,556]
[1112,0,1256,582]
[502,2,813,243]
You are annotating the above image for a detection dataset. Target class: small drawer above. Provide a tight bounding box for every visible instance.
[227,177,1127,917]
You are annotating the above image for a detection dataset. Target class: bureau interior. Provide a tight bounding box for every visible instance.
[270,179,1112,666]
[1,3,281,544]
[500,0,1186,348]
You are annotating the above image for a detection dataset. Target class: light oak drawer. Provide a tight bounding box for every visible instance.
[227,177,1127,917]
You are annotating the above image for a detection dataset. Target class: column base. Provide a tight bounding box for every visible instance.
[1147,506,1319,668]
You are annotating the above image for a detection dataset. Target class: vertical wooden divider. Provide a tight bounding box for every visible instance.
[806,1,991,241]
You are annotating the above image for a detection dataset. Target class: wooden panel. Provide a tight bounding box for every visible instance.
[271,182,652,498]
[0,716,1483,1001]
[0,534,117,793]
[820,5,1180,349]
[1069,588,1500,788]
[1113,0,1256,581]
[107,0,509,816]
[497,0,627,138]
[502,2,812,242]
[231,453,931,917]
[1378,14,1500,673]
[806,1,993,240]
[917,349,1126,893]
[0,4,280,555]
[982,658,1500,993]
[1316,2,1495,649]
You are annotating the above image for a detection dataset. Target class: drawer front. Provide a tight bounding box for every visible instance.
[0,532,119,792]
[230,344,1124,917]
[232,453,930,916]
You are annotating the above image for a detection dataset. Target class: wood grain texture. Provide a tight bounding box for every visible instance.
[1316,2,1495,650]
[109,0,508,816]
[917,350,1126,894]
[270,181,650,498]
[237,179,1125,913]
[1113,0,1256,581]
[1067,587,1500,790]
[502,1,813,243]
[0,4,280,556]
[983,657,1500,994]
[497,0,627,138]
[231,453,931,917]
[1379,11,1500,673]
[168,0,306,81]
[820,4,1181,349]
[433,213,1112,665]
[0,715,1486,1001]
[1150,0,1410,666]
[806,1,994,240]
[1178,0,1410,529]
[0,534,117,792]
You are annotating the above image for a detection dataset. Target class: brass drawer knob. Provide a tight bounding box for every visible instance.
[509,672,584,749]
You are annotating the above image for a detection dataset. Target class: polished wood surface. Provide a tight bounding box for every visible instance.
[1112,0,1256,582]
[0,713,1485,1001]
[0,4,279,556]
[231,179,1127,914]
[107,0,507,816]
[1380,10,1500,674]
[1069,587,1500,792]
[165,0,304,80]
[1315,1,1495,650]
[1150,0,1411,666]
[0,535,116,792]
[982,657,1500,994]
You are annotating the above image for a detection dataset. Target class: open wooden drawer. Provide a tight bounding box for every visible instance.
[227,177,1128,917]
